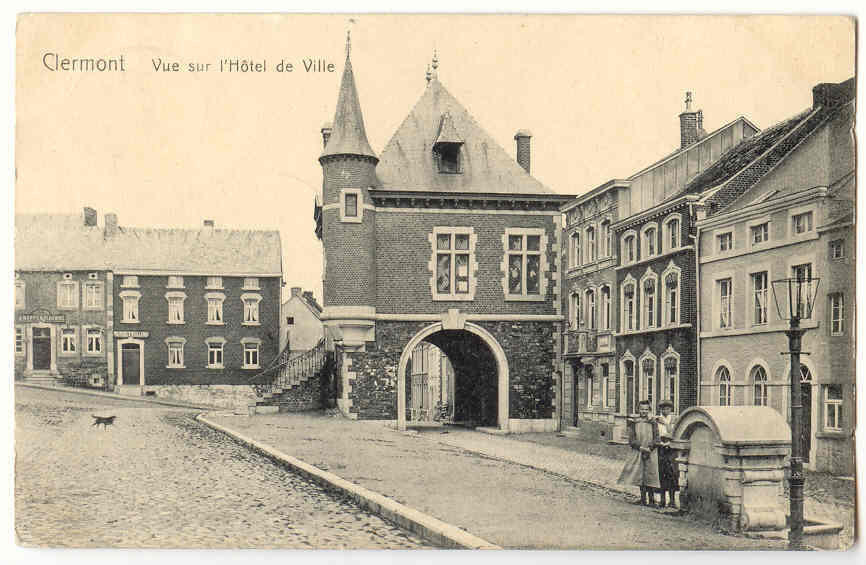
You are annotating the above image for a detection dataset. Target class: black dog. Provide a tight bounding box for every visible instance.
[91,415,117,430]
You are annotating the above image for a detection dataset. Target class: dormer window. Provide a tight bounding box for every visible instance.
[434,143,462,174]
[433,111,464,174]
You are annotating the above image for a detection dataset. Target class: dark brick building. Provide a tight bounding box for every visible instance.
[318,47,571,431]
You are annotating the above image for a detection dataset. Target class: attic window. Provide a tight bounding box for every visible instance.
[435,144,462,174]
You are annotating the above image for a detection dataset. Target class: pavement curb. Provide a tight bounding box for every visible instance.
[196,413,501,550]
[15,382,216,411]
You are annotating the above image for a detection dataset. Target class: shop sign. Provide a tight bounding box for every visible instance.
[16,308,66,324]
[115,331,150,338]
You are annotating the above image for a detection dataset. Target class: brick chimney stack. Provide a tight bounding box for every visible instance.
[679,91,704,149]
[83,207,97,227]
[104,213,118,238]
[291,286,302,297]
[514,129,532,174]
[321,122,333,148]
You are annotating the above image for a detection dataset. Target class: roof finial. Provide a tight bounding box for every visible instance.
[430,49,439,80]
[345,30,351,60]
[425,63,432,84]
[685,91,693,111]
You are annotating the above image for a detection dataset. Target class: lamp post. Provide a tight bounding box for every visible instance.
[771,273,820,550]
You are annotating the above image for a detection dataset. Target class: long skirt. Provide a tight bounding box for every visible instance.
[617,448,660,489]
[657,445,679,491]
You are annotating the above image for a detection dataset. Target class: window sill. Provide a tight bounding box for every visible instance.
[206,365,225,370]
[121,320,140,324]
[242,365,261,370]
[242,322,261,327]
[432,295,474,302]
[204,287,223,291]
[815,430,849,439]
[206,321,225,326]
[83,307,104,312]
[166,286,186,290]
[166,321,186,325]
[120,285,140,289]
[504,295,546,302]
[57,305,79,311]
[242,287,261,292]
[166,365,186,370]
[83,352,103,357]
[59,352,79,357]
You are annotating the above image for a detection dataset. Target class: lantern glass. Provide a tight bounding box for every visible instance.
[771,276,820,321]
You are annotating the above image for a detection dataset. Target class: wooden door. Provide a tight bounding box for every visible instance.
[122,343,141,385]
[32,327,51,370]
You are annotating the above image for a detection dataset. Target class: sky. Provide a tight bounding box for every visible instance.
[14,14,856,303]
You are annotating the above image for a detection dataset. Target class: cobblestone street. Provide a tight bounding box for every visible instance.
[14,388,429,548]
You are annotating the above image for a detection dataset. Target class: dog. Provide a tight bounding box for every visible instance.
[91,415,117,430]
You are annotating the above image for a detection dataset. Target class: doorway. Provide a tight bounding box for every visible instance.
[120,342,142,386]
[32,327,51,370]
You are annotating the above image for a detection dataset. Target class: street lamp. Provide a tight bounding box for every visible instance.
[771,273,820,550]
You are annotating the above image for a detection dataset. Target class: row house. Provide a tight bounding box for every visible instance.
[14,210,283,410]
[695,78,855,474]
[14,209,113,387]
[318,45,572,431]
[561,96,758,442]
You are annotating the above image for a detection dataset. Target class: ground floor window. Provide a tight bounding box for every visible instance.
[824,384,843,431]
[244,342,260,369]
[718,366,731,406]
[166,339,185,368]
[86,329,103,354]
[207,341,224,368]
[641,358,655,411]
[60,328,77,354]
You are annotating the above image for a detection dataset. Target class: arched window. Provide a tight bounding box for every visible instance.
[718,367,731,406]
[642,357,656,410]
[600,220,611,258]
[600,286,611,330]
[586,226,596,263]
[666,217,680,251]
[663,355,678,411]
[665,271,679,325]
[752,365,768,406]
[622,233,636,264]
[570,232,581,268]
[642,276,657,329]
[585,289,596,330]
[622,283,636,331]
[570,292,581,329]
[644,226,657,257]
[623,359,636,415]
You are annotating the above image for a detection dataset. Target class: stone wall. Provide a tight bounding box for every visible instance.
[146,384,259,410]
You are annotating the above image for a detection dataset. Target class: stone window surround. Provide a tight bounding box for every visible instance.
[205,336,227,369]
[640,221,659,259]
[639,266,658,330]
[823,384,843,432]
[748,360,771,407]
[569,230,581,269]
[620,229,638,265]
[619,349,637,416]
[206,292,226,325]
[599,218,613,259]
[713,270,735,331]
[165,291,187,324]
[241,337,262,369]
[713,361,733,406]
[620,273,637,332]
[584,224,597,264]
[167,275,185,289]
[662,213,682,254]
[786,253,816,320]
[165,336,187,369]
[660,345,680,413]
[715,228,734,255]
[789,203,817,239]
[56,278,79,310]
[638,348,658,412]
[82,325,104,356]
[205,276,223,290]
[242,277,261,290]
[340,188,364,223]
[600,284,612,331]
[745,263,772,328]
[829,292,844,336]
[59,325,78,357]
[428,226,478,302]
[661,260,682,327]
[241,293,263,326]
[119,290,141,324]
[502,227,549,302]
[82,280,105,311]
[121,275,139,288]
[746,215,772,251]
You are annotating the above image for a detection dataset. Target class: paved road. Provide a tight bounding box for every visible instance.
[14,388,429,548]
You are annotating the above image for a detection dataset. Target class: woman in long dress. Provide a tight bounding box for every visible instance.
[617,399,661,505]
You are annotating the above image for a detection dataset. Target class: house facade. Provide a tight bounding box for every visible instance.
[696,79,855,474]
[561,96,758,441]
[279,286,324,354]
[318,46,572,431]
[14,209,113,388]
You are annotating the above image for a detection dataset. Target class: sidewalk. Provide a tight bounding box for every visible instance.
[202,411,784,550]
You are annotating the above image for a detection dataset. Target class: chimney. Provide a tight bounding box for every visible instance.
[104,213,118,238]
[321,122,333,148]
[679,91,702,149]
[812,78,856,109]
[302,290,315,303]
[291,286,302,297]
[83,207,97,227]
[514,129,532,174]
[203,219,214,228]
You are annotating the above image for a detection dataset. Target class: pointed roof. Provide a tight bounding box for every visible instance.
[320,56,377,161]
[374,79,553,195]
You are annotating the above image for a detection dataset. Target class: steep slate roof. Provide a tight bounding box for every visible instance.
[15,214,108,271]
[320,57,377,161]
[15,214,282,275]
[374,79,553,195]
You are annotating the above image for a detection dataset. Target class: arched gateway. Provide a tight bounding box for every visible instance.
[397,322,509,431]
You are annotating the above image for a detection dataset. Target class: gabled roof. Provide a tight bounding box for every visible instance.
[106,227,282,275]
[15,214,283,276]
[374,79,553,195]
[15,213,108,271]
[320,56,377,161]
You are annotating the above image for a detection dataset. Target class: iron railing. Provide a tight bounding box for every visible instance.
[247,337,327,397]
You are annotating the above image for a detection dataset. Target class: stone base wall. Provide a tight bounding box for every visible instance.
[814,436,855,476]
[146,384,259,410]
[341,320,557,421]
[272,374,322,412]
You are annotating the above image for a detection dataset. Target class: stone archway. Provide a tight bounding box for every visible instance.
[397,322,509,432]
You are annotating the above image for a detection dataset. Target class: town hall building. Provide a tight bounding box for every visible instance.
[317,44,572,431]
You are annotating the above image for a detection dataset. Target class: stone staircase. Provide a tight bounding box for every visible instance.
[249,338,331,413]
[21,372,61,387]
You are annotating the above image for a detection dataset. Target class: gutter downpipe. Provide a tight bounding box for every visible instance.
[691,201,702,406]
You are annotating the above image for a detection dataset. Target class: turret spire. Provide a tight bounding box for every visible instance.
[320,35,377,161]
[345,30,351,60]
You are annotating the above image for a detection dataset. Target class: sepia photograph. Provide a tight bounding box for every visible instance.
[8,11,858,555]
